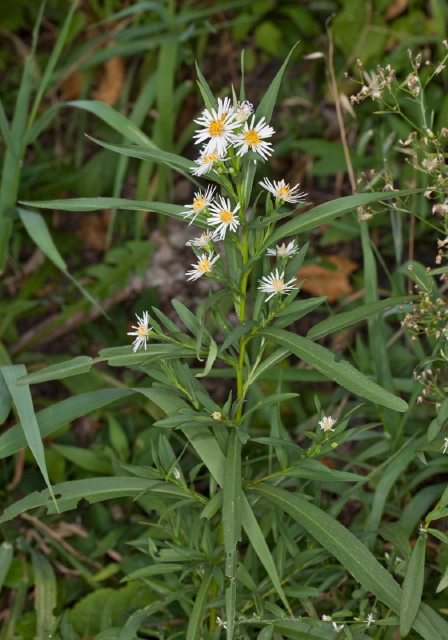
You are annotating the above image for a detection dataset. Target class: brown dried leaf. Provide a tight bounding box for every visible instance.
[297,255,358,302]
[382,0,409,21]
[91,56,125,106]
[75,214,109,251]
[61,72,83,101]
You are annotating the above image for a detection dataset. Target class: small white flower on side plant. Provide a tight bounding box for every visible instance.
[185,230,219,250]
[127,311,152,352]
[319,416,336,432]
[193,97,240,156]
[443,437,448,454]
[322,615,332,622]
[258,268,297,301]
[191,149,225,176]
[185,253,219,281]
[332,622,344,632]
[266,241,299,259]
[259,177,307,203]
[365,613,375,627]
[234,100,254,123]
[232,115,275,160]
[180,185,216,224]
[207,196,241,239]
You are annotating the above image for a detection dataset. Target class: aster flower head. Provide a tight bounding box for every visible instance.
[185,252,219,281]
[234,100,254,123]
[185,230,219,251]
[127,311,152,352]
[180,185,216,224]
[332,622,344,632]
[259,177,307,203]
[207,195,241,239]
[319,416,336,432]
[266,241,299,259]
[191,148,226,177]
[193,97,240,156]
[232,115,275,161]
[258,268,297,301]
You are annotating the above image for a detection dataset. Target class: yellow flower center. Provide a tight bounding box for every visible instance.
[278,185,291,198]
[193,195,206,211]
[277,246,288,256]
[137,325,148,336]
[201,152,218,164]
[198,258,211,273]
[208,120,225,137]
[244,129,261,147]
[271,278,285,292]
[220,210,233,223]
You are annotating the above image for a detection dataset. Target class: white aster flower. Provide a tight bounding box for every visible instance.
[258,268,297,301]
[266,241,299,259]
[127,311,152,352]
[207,196,241,239]
[234,100,254,123]
[185,230,219,250]
[191,149,226,176]
[185,252,219,281]
[193,97,240,156]
[365,613,375,627]
[322,615,332,622]
[443,437,448,454]
[232,115,275,160]
[180,185,215,224]
[319,416,336,432]
[259,177,307,203]
[332,622,344,632]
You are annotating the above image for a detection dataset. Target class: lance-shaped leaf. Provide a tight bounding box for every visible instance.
[261,189,424,251]
[400,533,426,637]
[259,328,408,412]
[254,483,448,640]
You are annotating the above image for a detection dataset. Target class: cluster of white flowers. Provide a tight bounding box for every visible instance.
[128,94,307,349]
[192,97,274,172]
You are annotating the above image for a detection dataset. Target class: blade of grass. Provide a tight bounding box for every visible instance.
[1,365,57,509]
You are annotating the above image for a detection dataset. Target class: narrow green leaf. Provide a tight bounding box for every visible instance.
[285,458,364,483]
[0,388,135,459]
[223,430,242,576]
[66,100,155,147]
[0,370,12,423]
[195,62,217,112]
[307,296,418,341]
[88,136,193,172]
[256,42,298,124]
[186,567,213,640]
[31,550,57,639]
[51,444,112,474]
[261,189,424,251]
[257,625,274,640]
[259,328,408,412]
[29,0,79,126]
[400,533,426,637]
[17,356,95,385]
[0,542,13,591]
[219,321,257,355]
[18,208,66,270]
[241,495,291,613]
[255,484,448,640]
[19,197,193,224]
[0,97,19,158]
[171,299,201,335]
[436,561,448,593]
[1,365,56,507]
[226,581,236,640]
[0,477,156,522]
[378,523,412,561]
[18,207,105,314]
[242,393,298,421]
[196,338,218,378]
[274,297,327,330]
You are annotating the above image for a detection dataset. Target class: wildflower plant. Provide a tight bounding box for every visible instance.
[2,50,447,639]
